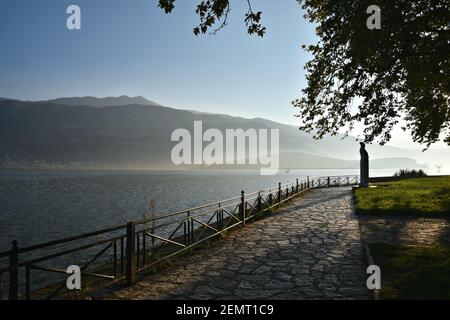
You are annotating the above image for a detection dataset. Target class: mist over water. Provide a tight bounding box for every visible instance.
[0,168,447,252]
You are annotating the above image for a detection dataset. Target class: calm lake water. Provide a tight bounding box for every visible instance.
[0,168,447,252]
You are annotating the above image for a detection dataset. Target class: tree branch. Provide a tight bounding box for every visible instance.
[210,3,231,35]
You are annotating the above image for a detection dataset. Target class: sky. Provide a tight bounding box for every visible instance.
[0,0,448,154]
[0,0,312,123]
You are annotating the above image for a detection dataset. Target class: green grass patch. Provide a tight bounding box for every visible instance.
[370,243,450,299]
[354,177,450,216]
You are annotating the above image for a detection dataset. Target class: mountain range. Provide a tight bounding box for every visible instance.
[0,96,427,170]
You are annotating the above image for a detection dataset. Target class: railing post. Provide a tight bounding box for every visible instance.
[126,222,136,286]
[220,207,223,230]
[190,217,194,244]
[9,240,19,300]
[25,265,30,300]
[113,241,117,278]
[216,204,222,230]
[257,192,262,213]
[240,190,246,226]
[296,179,299,194]
[307,176,310,189]
[278,183,282,204]
[327,176,330,187]
[184,219,188,245]
[186,211,191,245]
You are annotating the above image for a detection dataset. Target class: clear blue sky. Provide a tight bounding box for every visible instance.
[0,0,316,125]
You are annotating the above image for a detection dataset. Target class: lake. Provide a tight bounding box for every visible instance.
[0,168,447,252]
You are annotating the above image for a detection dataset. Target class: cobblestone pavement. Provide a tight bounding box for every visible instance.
[104,187,371,300]
[359,216,450,245]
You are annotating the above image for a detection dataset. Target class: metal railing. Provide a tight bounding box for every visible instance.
[0,175,359,300]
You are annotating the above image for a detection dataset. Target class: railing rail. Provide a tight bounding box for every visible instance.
[0,175,359,300]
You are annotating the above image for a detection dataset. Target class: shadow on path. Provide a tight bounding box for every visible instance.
[103,187,371,300]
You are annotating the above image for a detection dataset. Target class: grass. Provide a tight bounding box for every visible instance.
[354,176,450,216]
[370,244,450,299]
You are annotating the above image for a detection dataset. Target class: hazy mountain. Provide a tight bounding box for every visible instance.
[39,95,161,108]
[0,96,427,170]
[279,153,424,169]
[194,152,424,170]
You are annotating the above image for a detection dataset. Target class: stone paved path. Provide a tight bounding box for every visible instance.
[105,187,371,300]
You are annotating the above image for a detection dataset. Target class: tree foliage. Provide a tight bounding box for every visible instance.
[294,0,449,147]
[157,0,265,36]
[157,0,450,147]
